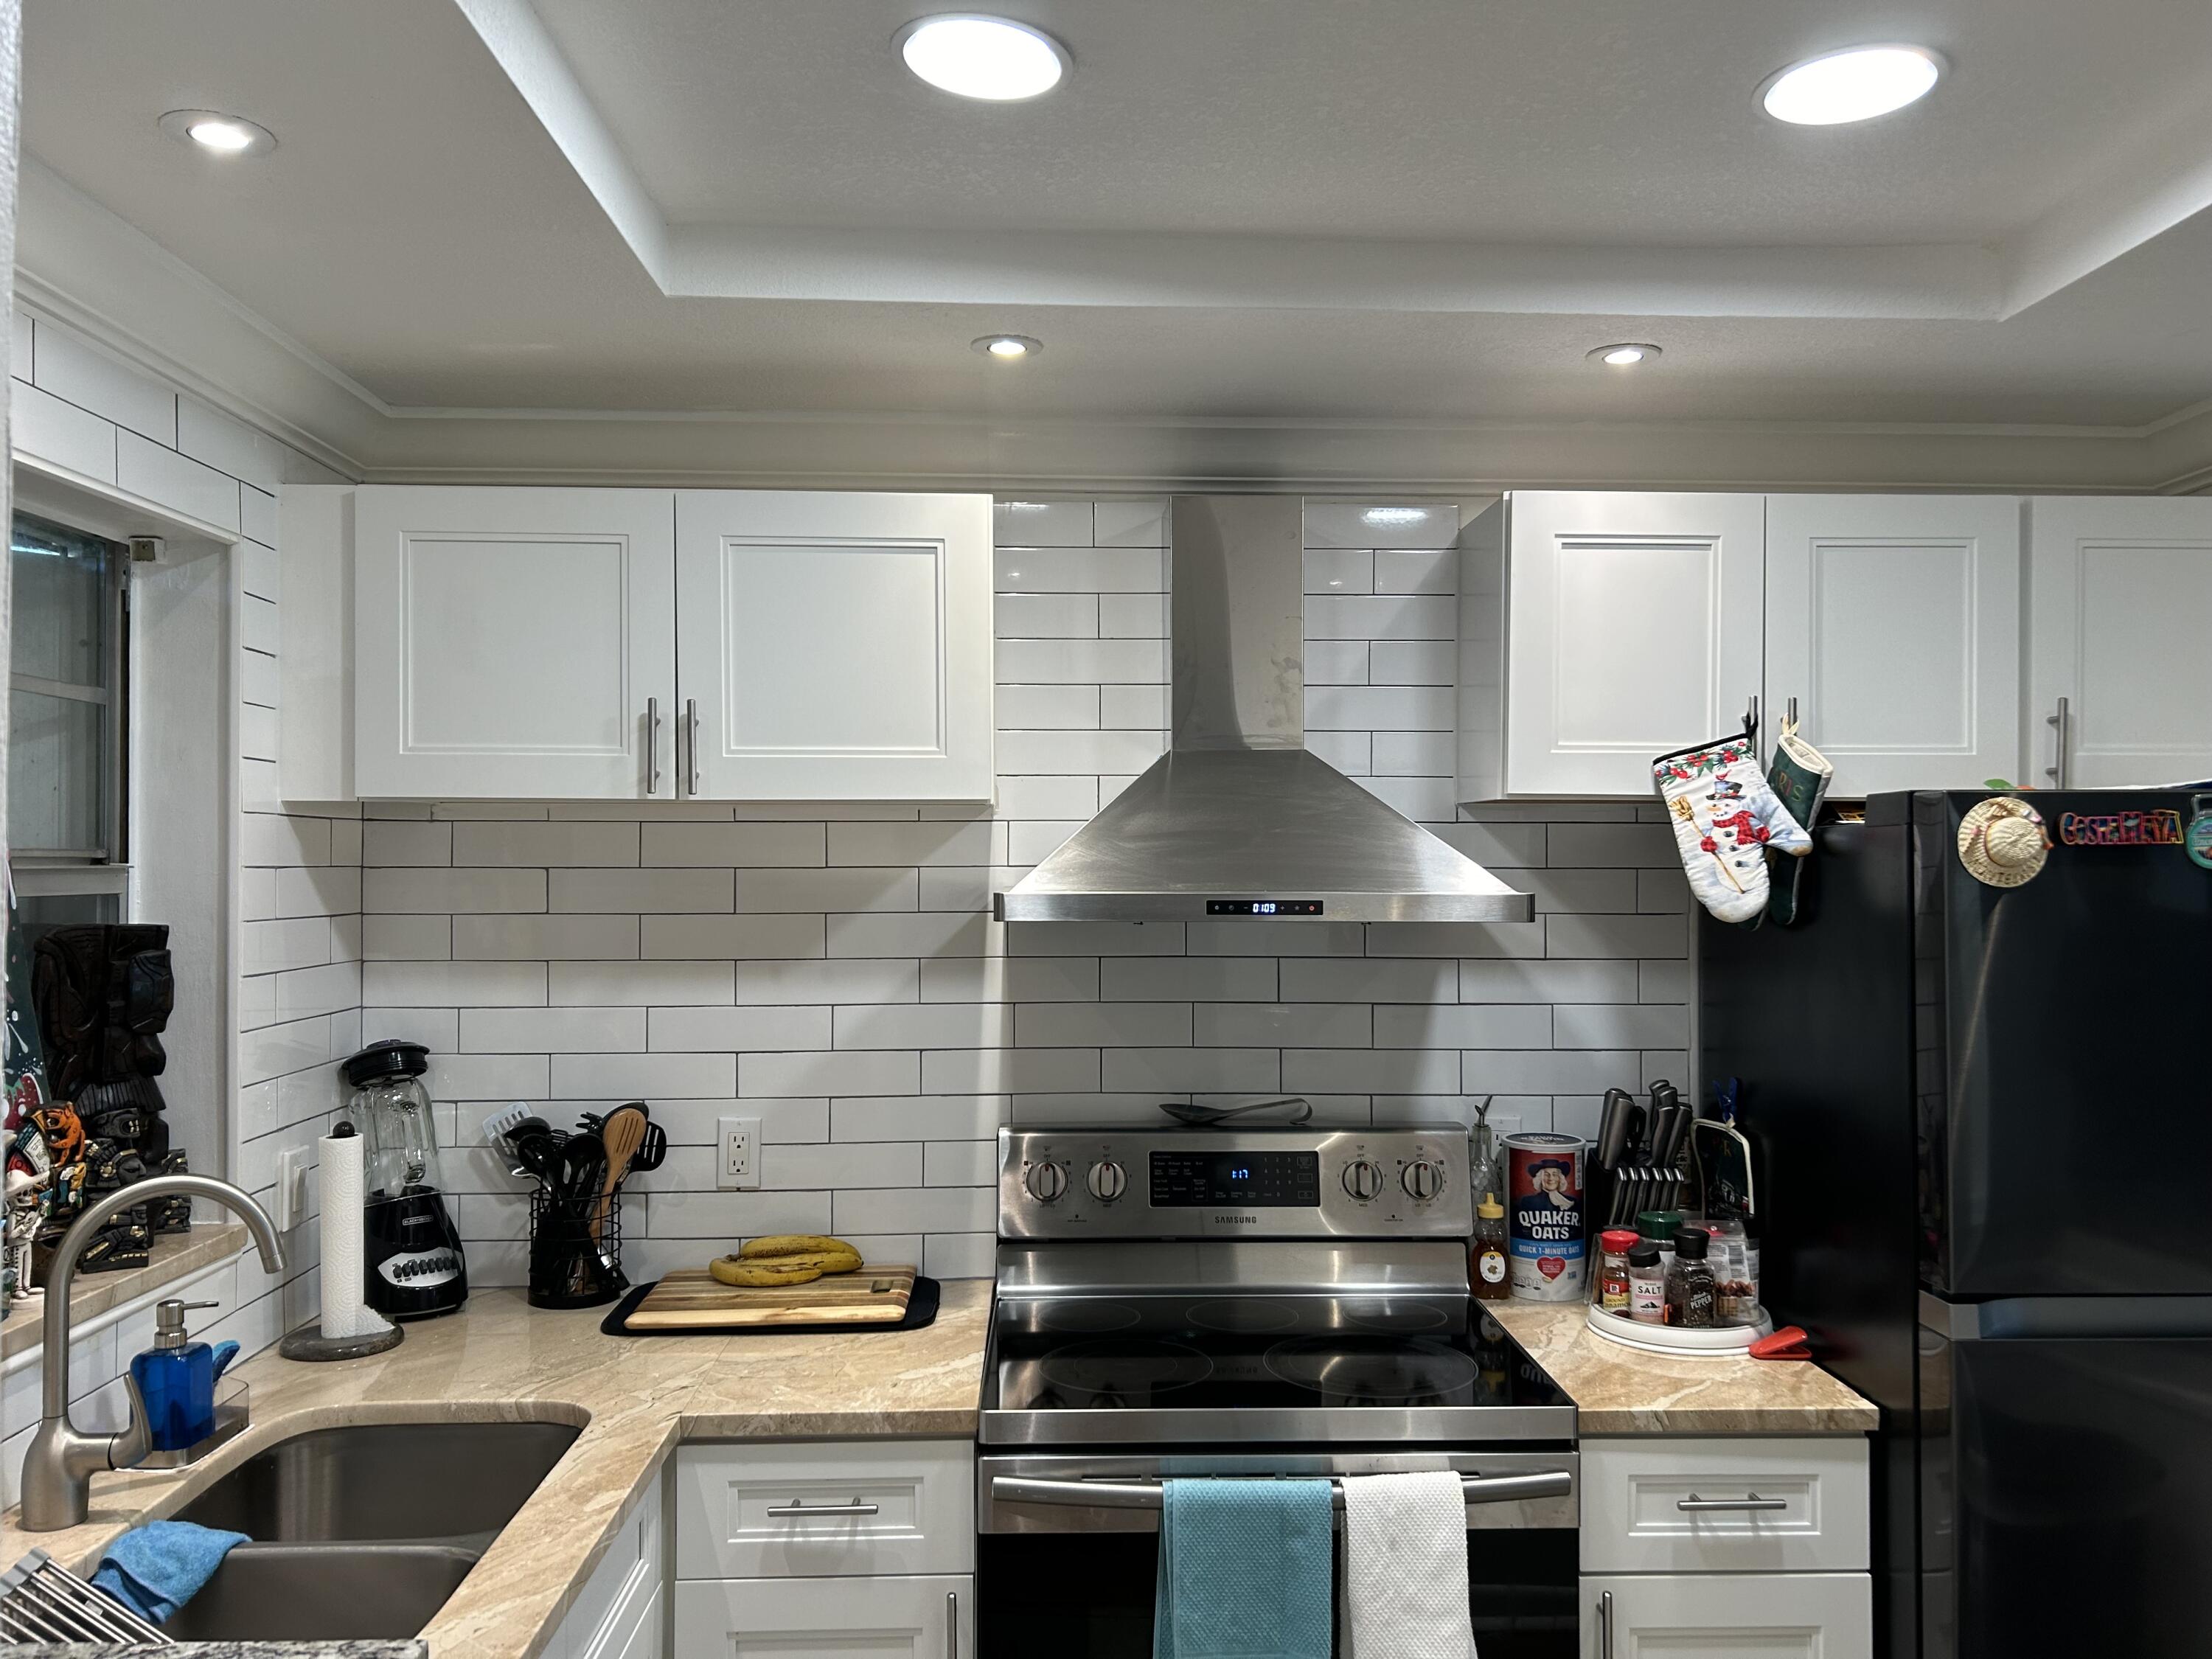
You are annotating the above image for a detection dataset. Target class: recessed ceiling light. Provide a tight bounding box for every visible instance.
[897,15,1069,101]
[1759,46,1945,126]
[973,333,1043,361]
[158,108,276,156]
[1587,343,1661,366]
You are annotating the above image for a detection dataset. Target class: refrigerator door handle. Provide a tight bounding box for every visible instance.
[2045,695,2070,787]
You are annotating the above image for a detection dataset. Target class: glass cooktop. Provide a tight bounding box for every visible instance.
[981,1295,1574,1445]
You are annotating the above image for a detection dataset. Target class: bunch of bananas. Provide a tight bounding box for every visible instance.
[708,1234,863,1287]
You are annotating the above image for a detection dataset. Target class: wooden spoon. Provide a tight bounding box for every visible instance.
[591,1104,651,1243]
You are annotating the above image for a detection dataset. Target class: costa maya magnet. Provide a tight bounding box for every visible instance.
[2190,796,2212,871]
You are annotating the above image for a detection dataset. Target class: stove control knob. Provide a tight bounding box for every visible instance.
[1402,1159,1445,1201]
[1026,1161,1068,1203]
[1342,1158,1384,1202]
[1086,1159,1127,1203]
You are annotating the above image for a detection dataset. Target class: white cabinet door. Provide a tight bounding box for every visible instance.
[2029,497,2212,786]
[676,491,993,800]
[1585,1573,1871,1659]
[354,486,676,799]
[1764,495,2021,796]
[1506,492,1766,796]
[673,1573,970,1659]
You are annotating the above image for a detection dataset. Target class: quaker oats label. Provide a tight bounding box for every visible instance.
[1506,1132,1587,1301]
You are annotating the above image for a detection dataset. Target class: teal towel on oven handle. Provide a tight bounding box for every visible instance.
[1154,1477,1334,1659]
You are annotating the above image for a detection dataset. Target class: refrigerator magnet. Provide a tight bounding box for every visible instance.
[1958,796,2050,888]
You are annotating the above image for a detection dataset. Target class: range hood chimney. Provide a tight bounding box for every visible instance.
[995,497,1534,925]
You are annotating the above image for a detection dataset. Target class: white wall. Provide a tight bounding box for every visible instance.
[358,498,1692,1287]
[4,307,348,1506]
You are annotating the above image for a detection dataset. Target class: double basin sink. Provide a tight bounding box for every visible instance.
[159,1419,580,1641]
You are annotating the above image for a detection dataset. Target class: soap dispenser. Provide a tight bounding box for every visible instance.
[130,1298,240,1452]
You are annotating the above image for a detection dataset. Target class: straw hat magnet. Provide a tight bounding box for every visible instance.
[1958,796,2051,888]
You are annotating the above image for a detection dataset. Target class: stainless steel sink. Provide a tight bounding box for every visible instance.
[173,1420,580,1548]
[161,1543,481,1641]
[160,1420,581,1641]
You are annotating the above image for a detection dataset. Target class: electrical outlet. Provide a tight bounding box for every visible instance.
[274,1145,309,1231]
[718,1116,760,1190]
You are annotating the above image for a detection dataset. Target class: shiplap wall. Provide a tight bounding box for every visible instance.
[360,497,1693,1287]
[4,307,349,1505]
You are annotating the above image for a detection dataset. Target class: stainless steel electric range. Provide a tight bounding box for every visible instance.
[976,1123,1582,1659]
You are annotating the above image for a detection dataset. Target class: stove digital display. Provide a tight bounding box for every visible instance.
[1206,899,1324,916]
[1150,1150,1321,1207]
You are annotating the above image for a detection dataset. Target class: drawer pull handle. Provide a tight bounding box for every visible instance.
[766,1499,880,1517]
[1677,1492,1789,1513]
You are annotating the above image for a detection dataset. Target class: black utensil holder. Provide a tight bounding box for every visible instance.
[527,1186,628,1309]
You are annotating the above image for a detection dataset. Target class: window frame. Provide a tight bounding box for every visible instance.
[8,510,133,896]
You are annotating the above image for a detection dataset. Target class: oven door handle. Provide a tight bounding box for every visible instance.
[990,1471,1573,1512]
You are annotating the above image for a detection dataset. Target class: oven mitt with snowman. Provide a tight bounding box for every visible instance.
[1652,736,1812,923]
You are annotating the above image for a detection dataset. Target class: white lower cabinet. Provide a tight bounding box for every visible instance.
[1585,1571,1872,1659]
[548,1471,667,1659]
[674,1573,972,1659]
[674,1439,977,1659]
[1581,1437,1871,1659]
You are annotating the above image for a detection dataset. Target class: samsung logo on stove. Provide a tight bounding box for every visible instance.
[1213,1214,1259,1225]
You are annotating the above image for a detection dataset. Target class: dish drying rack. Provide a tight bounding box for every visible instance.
[0,1548,174,1645]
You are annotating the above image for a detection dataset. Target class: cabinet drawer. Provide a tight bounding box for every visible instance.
[676,1440,974,1579]
[674,1573,971,1659]
[1583,1572,1871,1659]
[1581,1438,1868,1574]
[567,1476,664,1655]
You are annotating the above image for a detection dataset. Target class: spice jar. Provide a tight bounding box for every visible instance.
[1703,1217,1756,1324]
[1596,1228,1640,1311]
[1637,1209,1684,1275]
[1663,1227,1718,1327]
[1627,1242,1666,1324]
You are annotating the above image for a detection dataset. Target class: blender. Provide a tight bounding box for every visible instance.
[344,1039,467,1318]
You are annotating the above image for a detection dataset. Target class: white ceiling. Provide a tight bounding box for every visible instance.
[16,0,2212,485]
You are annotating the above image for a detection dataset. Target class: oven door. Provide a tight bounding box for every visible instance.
[978,1450,1579,1659]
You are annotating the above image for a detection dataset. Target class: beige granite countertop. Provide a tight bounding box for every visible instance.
[17,1281,992,1659]
[1486,1300,1878,1434]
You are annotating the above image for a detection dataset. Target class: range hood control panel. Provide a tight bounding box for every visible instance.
[998,1126,1472,1240]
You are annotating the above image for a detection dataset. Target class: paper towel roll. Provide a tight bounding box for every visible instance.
[319,1125,393,1340]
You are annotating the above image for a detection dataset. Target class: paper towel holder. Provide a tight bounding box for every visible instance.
[279,1120,406,1363]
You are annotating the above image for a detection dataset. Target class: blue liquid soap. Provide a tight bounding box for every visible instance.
[130,1298,240,1453]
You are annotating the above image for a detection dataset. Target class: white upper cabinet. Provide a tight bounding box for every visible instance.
[1763,495,2021,796]
[1503,492,1767,796]
[353,486,677,800]
[2028,497,2212,787]
[675,490,993,801]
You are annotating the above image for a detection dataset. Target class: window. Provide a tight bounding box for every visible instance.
[9,511,130,925]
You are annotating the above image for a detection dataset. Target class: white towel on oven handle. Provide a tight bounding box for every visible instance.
[1338,1470,1476,1659]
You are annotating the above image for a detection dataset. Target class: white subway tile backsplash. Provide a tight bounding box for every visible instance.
[557,1051,734,1098]
[1091,498,1170,547]
[833,1096,1005,1141]
[117,431,240,531]
[451,821,640,866]
[993,498,1093,546]
[742,1048,919,1098]
[651,1004,833,1051]
[33,319,177,444]
[734,866,917,913]
[1194,1002,1369,1048]
[641,822,827,866]
[997,684,1102,729]
[364,867,545,914]
[996,592,1099,637]
[1102,1047,1280,1093]
[362,960,548,1006]
[832,1002,1013,1050]
[550,960,736,1004]
[641,914,827,959]
[730,959,919,1005]
[829,819,1000,867]
[1098,594,1169,637]
[11,378,117,481]
[1018,1001,1192,1048]
[451,914,639,960]
[1304,549,1374,595]
[1302,502,1464,549]
[995,637,1167,684]
[462,1006,647,1053]
[1101,957,1276,1001]
[1372,1004,1552,1048]
[364,821,453,866]
[827,911,999,958]
[1305,594,1455,641]
[1374,548,1456,595]
[996,729,1166,776]
[1368,641,1456,686]
[552,867,734,913]
[924,1046,1099,1095]
[996,546,1166,592]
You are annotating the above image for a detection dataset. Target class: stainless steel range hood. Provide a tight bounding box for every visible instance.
[995,496,1534,925]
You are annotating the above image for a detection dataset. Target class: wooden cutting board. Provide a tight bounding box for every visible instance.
[627,1264,917,1329]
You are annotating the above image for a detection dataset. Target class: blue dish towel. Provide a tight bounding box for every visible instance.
[1155,1478,1333,1659]
[92,1519,250,1624]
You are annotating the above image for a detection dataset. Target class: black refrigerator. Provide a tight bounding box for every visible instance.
[1700,789,2212,1659]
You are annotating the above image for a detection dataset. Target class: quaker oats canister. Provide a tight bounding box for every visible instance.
[1505,1131,1588,1301]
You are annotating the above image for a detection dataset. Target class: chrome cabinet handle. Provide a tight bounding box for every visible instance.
[765,1498,880,1517]
[2045,695,2070,787]
[946,1589,959,1659]
[645,697,661,795]
[1677,1491,1789,1512]
[1785,696,1799,731]
[685,698,700,796]
[1598,1589,1614,1659]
